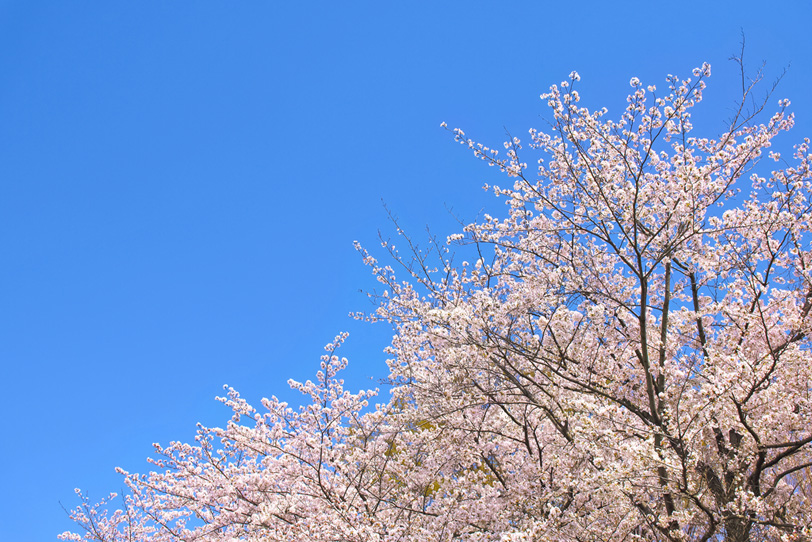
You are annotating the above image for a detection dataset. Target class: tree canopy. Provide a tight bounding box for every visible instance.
[63,63,812,542]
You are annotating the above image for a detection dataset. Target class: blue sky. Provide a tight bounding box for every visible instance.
[1,2,810,539]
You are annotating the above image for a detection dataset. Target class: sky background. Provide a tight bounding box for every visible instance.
[1,2,810,540]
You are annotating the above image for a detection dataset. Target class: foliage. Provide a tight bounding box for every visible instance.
[63,63,812,542]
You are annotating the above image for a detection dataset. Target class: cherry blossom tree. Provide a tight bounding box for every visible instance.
[63,62,812,542]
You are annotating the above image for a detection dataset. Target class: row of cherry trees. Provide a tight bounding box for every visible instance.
[64,63,812,541]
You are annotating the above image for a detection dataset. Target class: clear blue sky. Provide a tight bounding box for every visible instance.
[1,2,810,539]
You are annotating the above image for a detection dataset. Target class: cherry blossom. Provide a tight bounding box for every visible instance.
[64,65,812,542]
